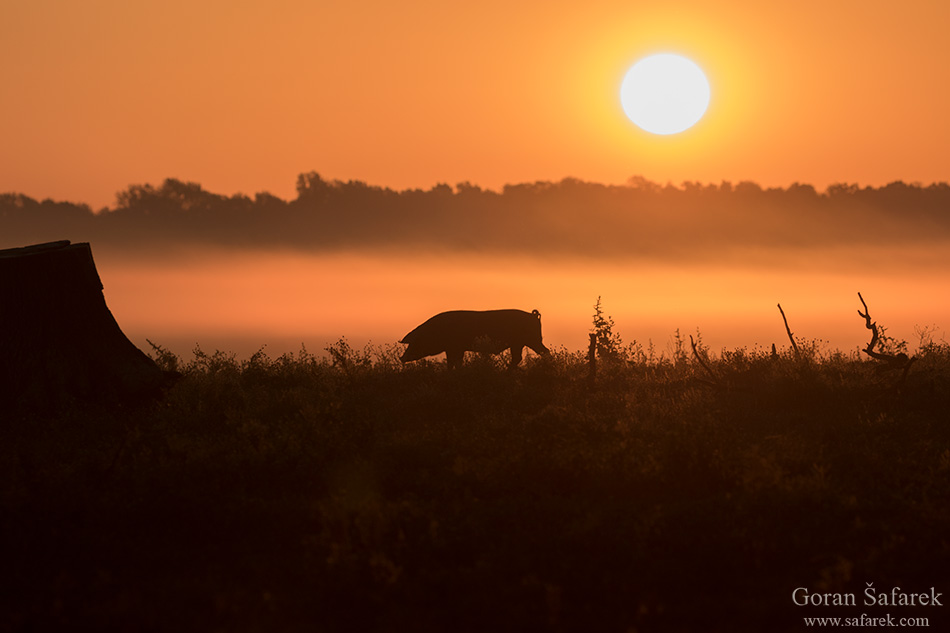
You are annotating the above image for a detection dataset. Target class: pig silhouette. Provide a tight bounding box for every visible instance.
[399,309,551,368]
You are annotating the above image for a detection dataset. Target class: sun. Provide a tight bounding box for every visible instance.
[620,54,710,135]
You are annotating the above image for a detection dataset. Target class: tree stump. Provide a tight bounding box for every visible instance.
[0,241,163,410]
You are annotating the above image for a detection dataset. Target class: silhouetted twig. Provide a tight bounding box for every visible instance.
[689,334,718,386]
[857,292,916,381]
[777,303,800,358]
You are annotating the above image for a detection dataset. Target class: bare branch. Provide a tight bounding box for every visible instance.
[858,292,896,362]
[856,292,914,373]
[689,334,717,384]
[777,303,800,358]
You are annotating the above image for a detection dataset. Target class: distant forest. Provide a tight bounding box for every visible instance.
[3,173,950,259]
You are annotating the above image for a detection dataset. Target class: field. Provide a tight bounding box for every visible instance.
[3,330,950,632]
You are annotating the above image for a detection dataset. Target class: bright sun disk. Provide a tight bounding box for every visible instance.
[620,54,710,135]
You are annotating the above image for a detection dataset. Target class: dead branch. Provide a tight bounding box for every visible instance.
[689,334,718,385]
[856,292,915,375]
[777,303,800,358]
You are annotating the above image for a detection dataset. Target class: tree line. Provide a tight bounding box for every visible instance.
[2,173,949,258]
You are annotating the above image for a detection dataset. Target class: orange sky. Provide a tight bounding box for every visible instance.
[2,0,947,210]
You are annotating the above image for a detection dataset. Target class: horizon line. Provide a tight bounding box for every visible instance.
[4,173,950,211]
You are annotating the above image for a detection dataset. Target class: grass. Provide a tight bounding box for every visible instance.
[2,337,950,632]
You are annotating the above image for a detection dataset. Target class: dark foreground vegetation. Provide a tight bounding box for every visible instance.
[3,334,950,632]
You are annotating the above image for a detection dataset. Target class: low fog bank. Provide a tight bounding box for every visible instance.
[3,174,950,263]
[8,174,948,359]
[94,250,950,362]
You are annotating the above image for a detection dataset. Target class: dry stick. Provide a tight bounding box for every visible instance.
[857,292,881,358]
[856,291,916,378]
[777,303,800,358]
[857,292,896,362]
[689,334,717,384]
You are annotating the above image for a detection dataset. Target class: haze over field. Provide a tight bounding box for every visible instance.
[3,175,948,357]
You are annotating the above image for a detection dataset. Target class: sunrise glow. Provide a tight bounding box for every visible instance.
[4,2,950,630]
[620,54,711,135]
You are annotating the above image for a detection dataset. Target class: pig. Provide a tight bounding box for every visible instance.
[399,309,551,368]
